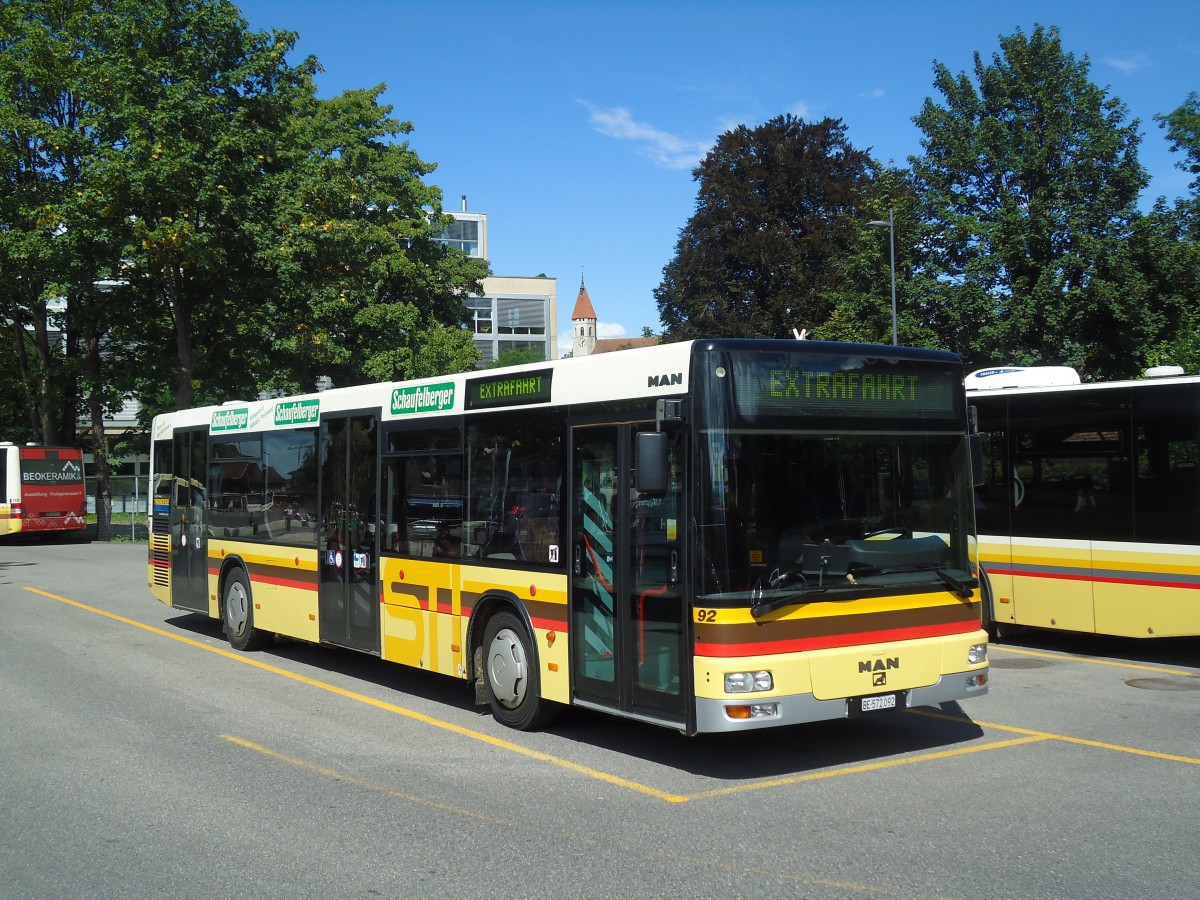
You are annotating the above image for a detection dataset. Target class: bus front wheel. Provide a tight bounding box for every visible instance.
[223,568,269,651]
[482,610,555,731]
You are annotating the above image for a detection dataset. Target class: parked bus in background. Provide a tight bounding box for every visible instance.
[147,339,989,734]
[967,365,1200,639]
[0,442,88,538]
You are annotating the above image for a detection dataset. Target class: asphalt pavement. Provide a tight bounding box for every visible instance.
[2,537,1197,899]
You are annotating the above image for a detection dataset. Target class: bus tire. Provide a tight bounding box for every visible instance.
[482,610,555,731]
[222,567,268,651]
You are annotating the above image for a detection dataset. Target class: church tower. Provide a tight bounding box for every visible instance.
[571,275,597,357]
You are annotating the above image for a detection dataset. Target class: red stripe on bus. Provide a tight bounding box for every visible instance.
[694,619,977,658]
[252,573,318,592]
[986,567,1200,590]
[529,615,567,632]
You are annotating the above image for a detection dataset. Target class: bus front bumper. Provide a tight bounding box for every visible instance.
[694,665,989,733]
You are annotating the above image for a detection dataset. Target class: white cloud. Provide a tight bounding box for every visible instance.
[581,102,711,170]
[1106,52,1151,74]
[786,100,815,118]
[597,321,626,339]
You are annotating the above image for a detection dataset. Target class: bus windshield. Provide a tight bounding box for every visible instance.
[694,348,976,602]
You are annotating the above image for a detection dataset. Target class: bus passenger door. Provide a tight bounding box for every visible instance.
[171,428,209,613]
[570,422,686,725]
[318,413,380,653]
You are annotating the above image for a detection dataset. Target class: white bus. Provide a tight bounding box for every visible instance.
[147,339,989,733]
[968,367,1200,638]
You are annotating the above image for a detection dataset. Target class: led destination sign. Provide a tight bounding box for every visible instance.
[465,369,553,410]
[728,354,958,420]
[768,369,921,403]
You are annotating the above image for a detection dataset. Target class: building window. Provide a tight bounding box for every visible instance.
[497,298,546,335]
[466,297,493,334]
[434,219,481,257]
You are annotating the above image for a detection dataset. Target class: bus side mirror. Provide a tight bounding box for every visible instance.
[635,432,669,494]
[969,434,984,488]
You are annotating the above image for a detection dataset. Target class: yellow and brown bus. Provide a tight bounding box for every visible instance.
[968,366,1200,639]
[147,339,989,733]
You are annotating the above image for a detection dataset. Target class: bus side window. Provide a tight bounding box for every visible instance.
[1133,387,1200,544]
[972,430,1009,535]
[466,411,563,565]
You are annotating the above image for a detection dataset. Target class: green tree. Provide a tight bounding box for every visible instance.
[1118,200,1200,372]
[88,0,320,410]
[265,85,486,392]
[910,25,1148,377]
[0,0,140,538]
[815,167,942,347]
[488,347,546,369]
[0,0,92,445]
[1156,92,1200,226]
[655,115,879,340]
[1,0,487,537]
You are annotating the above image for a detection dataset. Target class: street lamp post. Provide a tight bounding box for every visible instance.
[867,208,897,346]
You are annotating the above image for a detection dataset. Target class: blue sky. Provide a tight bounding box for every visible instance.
[235,1,1199,353]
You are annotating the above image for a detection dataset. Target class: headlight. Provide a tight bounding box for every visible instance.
[968,643,988,665]
[725,670,774,693]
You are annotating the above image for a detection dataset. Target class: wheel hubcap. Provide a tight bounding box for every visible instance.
[226,583,248,636]
[487,628,527,709]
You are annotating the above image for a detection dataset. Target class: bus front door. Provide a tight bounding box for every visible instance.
[570,422,686,726]
[171,428,209,613]
[318,413,380,653]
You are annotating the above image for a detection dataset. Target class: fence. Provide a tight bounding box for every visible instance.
[84,475,150,540]
[85,475,150,515]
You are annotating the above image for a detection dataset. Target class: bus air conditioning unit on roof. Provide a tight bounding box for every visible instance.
[964,366,1081,391]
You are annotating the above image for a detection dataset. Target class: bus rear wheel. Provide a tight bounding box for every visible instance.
[223,568,269,651]
[482,610,555,731]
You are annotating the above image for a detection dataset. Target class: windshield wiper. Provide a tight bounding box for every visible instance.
[751,586,831,619]
[848,563,974,600]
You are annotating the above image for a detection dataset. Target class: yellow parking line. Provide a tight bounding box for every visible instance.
[221,734,521,824]
[684,734,1049,801]
[24,587,684,803]
[911,708,1200,766]
[28,586,1200,807]
[223,733,890,894]
[992,644,1197,678]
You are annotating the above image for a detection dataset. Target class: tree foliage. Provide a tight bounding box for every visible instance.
[1,0,488,537]
[655,115,878,341]
[910,25,1149,377]
[813,167,941,347]
[1156,91,1200,226]
[488,347,546,369]
[263,84,484,394]
[1,0,487,436]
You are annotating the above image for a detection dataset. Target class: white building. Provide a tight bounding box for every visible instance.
[439,197,558,365]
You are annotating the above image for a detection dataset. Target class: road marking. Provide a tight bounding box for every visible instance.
[24,587,684,802]
[222,734,891,895]
[911,708,1200,766]
[992,644,1197,678]
[26,585,1200,807]
[221,734,518,824]
[684,734,1050,800]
